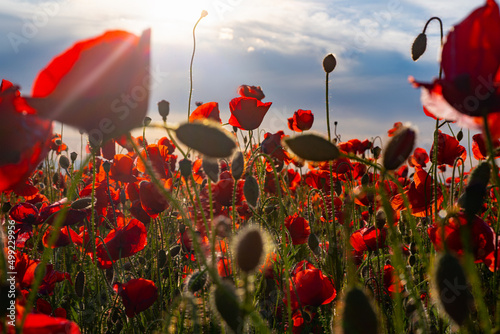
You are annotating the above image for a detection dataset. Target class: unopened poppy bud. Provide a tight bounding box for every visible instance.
[308,232,320,254]
[408,254,416,267]
[58,155,70,170]
[435,253,472,325]
[411,33,427,61]
[334,181,342,195]
[231,151,245,181]
[158,250,167,268]
[212,281,243,333]
[70,152,78,163]
[372,146,381,159]
[102,160,111,174]
[2,202,11,213]
[202,158,220,183]
[361,173,370,187]
[244,174,259,208]
[342,287,378,334]
[157,100,170,119]
[75,271,85,298]
[143,116,151,126]
[456,129,463,142]
[323,53,337,73]
[375,209,386,229]
[383,125,416,170]
[235,226,264,273]
[71,197,94,210]
[200,10,208,18]
[186,270,208,293]
[179,159,192,179]
[459,161,490,217]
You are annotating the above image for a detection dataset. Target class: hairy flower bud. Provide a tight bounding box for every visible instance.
[323,53,337,73]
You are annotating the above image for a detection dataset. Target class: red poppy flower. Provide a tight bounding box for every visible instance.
[383,264,405,296]
[238,84,265,100]
[428,211,495,263]
[411,1,500,139]
[113,278,158,318]
[350,225,387,252]
[287,109,314,132]
[430,131,467,166]
[217,257,232,278]
[139,180,169,218]
[228,97,272,130]
[288,260,336,308]
[212,171,244,207]
[284,213,311,245]
[108,154,137,183]
[391,166,444,217]
[136,144,177,179]
[472,133,500,160]
[189,102,221,123]
[95,218,147,268]
[387,122,402,137]
[11,312,81,334]
[42,226,81,248]
[261,131,291,164]
[0,80,52,193]
[49,134,68,154]
[408,147,429,168]
[28,29,151,144]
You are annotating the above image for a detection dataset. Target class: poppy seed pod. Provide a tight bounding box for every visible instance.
[383,125,416,170]
[323,54,337,73]
[158,100,170,119]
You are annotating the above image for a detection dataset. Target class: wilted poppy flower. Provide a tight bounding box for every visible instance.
[472,133,500,160]
[113,278,158,318]
[428,211,495,263]
[228,97,272,130]
[410,1,500,139]
[0,80,52,193]
[284,213,311,245]
[95,218,147,268]
[430,131,466,166]
[238,84,265,100]
[189,102,222,123]
[288,260,336,308]
[28,29,151,144]
[287,109,314,132]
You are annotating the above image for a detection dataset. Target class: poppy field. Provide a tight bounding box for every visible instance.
[2,1,500,334]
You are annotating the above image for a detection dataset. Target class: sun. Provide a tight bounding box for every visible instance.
[121,0,212,43]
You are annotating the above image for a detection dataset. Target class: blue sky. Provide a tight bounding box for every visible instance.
[0,0,487,156]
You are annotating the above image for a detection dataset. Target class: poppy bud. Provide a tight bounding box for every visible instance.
[70,152,78,163]
[143,116,151,127]
[375,209,386,229]
[308,232,320,254]
[459,161,490,218]
[334,181,343,196]
[383,125,416,170]
[411,33,427,61]
[200,10,208,18]
[71,197,94,210]
[75,271,85,298]
[408,254,416,267]
[323,53,337,73]
[195,101,203,107]
[157,249,167,268]
[186,270,208,293]
[372,146,381,159]
[361,173,370,187]
[231,151,245,181]
[157,100,170,120]
[2,202,11,213]
[102,160,111,174]
[244,174,259,208]
[342,287,378,334]
[58,155,70,170]
[202,159,220,183]
[179,159,192,179]
[212,280,243,333]
[235,226,264,273]
[435,253,472,326]
[456,129,463,142]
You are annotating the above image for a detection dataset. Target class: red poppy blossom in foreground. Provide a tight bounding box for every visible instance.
[28,29,151,144]
[228,96,272,130]
[410,0,500,139]
[113,278,158,318]
[284,213,311,245]
[288,260,336,309]
[287,109,314,132]
[0,80,52,193]
[472,133,500,160]
[95,218,147,268]
[189,102,222,123]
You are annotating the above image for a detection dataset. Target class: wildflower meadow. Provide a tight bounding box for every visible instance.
[2,1,500,333]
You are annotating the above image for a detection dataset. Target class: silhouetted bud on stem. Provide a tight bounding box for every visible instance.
[383,125,416,170]
[58,155,70,170]
[70,152,78,163]
[323,53,337,73]
[411,33,427,61]
[158,100,170,120]
[143,116,152,127]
